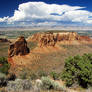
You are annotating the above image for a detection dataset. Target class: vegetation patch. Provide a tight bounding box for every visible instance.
[61,53,92,88]
[0,57,10,74]
[0,43,9,57]
[50,71,60,80]
[41,76,66,91]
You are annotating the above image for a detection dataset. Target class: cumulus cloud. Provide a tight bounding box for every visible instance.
[0,16,9,22]
[1,2,92,26]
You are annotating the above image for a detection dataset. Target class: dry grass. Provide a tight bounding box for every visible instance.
[28,41,37,50]
[0,42,9,57]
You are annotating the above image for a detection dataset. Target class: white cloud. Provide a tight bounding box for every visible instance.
[0,2,92,26]
[0,16,9,22]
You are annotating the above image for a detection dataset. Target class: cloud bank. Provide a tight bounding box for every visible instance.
[0,2,92,26]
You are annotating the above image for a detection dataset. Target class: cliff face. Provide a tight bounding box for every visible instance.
[28,32,92,47]
[8,36,30,57]
[55,32,79,41]
[38,33,56,47]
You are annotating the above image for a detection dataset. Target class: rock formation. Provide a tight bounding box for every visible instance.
[27,32,87,47]
[0,38,10,42]
[79,36,91,41]
[56,32,80,41]
[8,36,30,57]
[38,33,56,47]
[27,32,92,47]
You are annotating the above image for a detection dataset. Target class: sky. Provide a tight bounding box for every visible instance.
[0,0,92,27]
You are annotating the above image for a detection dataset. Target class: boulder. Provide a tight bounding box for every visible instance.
[8,36,30,57]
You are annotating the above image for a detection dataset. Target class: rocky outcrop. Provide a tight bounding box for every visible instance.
[27,32,81,47]
[8,36,30,57]
[28,32,56,47]
[79,36,91,41]
[27,32,92,47]
[0,38,10,42]
[56,32,80,41]
[38,33,56,47]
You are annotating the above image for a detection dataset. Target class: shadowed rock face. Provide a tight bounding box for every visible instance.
[8,36,30,57]
[0,38,9,42]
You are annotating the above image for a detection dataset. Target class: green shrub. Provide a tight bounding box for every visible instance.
[38,70,47,78]
[19,68,37,80]
[52,81,66,91]
[41,77,53,90]
[61,53,92,88]
[0,73,7,87]
[7,79,33,92]
[19,71,28,79]
[7,73,16,81]
[29,72,37,80]
[0,57,10,74]
[41,77,66,91]
[50,71,60,80]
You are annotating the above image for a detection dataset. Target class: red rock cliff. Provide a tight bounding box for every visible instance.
[8,36,30,57]
[27,32,92,46]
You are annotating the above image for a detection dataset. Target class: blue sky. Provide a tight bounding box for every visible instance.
[0,0,92,27]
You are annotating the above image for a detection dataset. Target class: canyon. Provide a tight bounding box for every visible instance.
[7,31,92,75]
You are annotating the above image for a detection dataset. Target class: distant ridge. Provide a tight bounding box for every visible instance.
[0,26,92,31]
